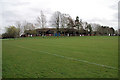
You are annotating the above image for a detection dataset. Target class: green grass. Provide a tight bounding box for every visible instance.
[2,36,118,78]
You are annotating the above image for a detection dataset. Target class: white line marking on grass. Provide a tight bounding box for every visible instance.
[18,45,119,71]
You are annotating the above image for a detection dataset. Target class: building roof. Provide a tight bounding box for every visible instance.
[36,28,77,32]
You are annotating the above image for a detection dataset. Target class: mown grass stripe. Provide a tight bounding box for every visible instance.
[17,45,119,71]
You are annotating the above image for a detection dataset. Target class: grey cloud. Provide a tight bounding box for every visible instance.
[110,4,118,10]
[1,0,30,6]
[3,10,18,17]
[30,8,42,13]
[3,10,21,22]
[30,7,53,15]
[0,0,118,33]
[87,18,117,29]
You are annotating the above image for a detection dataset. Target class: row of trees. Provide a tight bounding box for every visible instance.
[2,11,119,38]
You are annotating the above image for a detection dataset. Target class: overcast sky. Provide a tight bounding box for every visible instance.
[0,0,119,34]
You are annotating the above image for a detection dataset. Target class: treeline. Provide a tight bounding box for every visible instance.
[2,11,119,38]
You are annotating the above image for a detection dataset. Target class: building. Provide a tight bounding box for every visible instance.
[36,28,86,36]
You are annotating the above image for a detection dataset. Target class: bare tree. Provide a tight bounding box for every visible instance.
[82,22,87,30]
[51,11,62,36]
[90,23,101,31]
[61,14,71,35]
[67,16,74,28]
[24,22,35,30]
[16,21,22,37]
[36,11,46,28]
[79,19,83,30]
[61,14,71,28]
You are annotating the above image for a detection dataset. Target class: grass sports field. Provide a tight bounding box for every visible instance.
[2,36,118,78]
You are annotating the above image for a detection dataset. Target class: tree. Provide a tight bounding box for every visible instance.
[60,14,75,36]
[115,30,118,36]
[75,16,84,35]
[75,16,80,35]
[86,24,92,35]
[51,11,62,36]
[84,22,88,34]
[2,26,20,38]
[36,11,46,28]
[60,14,69,35]
[24,22,35,30]
[79,19,85,35]
[83,22,88,30]
[67,16,74,28]
[75,16,80,29]
[109,27,115,35]
[79,19,83,30]
[2,33,8,39]
[90,23,101,35]
[16,21,22,37]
